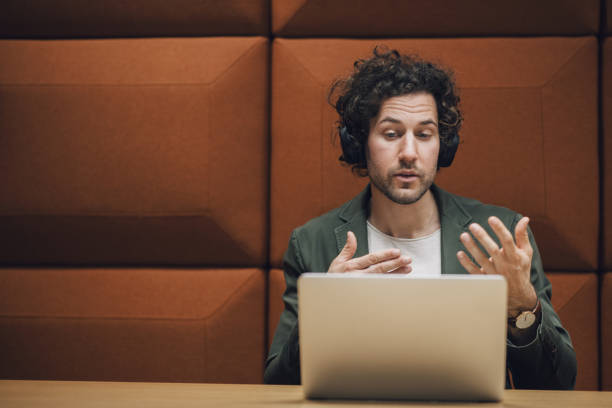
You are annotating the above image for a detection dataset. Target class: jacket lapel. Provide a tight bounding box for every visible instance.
[431,185,473,275]
[332,184,473,275]
[334,186,371,258]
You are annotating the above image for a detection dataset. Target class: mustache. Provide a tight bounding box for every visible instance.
[390,163,422,175]
[396,159,418,170]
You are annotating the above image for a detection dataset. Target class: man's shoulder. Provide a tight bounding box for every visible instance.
[439,187,521,225]
[293,197,353,238]
[285,191,366,272]
[291,186,368,241]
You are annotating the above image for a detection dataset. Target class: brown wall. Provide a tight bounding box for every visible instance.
[0,0,607,391]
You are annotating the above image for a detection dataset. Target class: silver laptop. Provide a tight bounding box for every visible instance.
[298,273,507,401]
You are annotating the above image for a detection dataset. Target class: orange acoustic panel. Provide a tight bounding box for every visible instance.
[0,37,269,266]
[0,268,266,383]
[270,38,598,271]
[546,273,599,390]
[603,273,612,390]
[605,39,612,269]
[272,0,599,37]
[0,0,269,37]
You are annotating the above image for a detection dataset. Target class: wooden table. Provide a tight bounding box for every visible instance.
[1,381,611,407]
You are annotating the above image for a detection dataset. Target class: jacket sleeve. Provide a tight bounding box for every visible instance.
[264,230,303,384]
[506,217,577,389]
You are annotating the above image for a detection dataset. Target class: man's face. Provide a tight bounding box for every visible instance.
[366,92,440,205]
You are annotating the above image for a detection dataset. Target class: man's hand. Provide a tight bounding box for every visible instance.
[456,216,537,317]
[328,231,412,274]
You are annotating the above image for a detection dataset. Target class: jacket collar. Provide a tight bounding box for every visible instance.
[334,186,372,258]
[431,184,472,274]
[334,184,473,274]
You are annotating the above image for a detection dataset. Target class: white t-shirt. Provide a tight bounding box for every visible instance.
[367,220,441,276]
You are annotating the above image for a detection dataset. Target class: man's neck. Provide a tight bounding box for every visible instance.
[368,186,440,239]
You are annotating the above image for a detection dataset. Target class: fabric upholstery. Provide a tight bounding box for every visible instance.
[272,0,600,37]
[0,0,269,38]
[0,37,269,266]
[0,0,605,390]
[603,272,612,390]
[270,37,598,271]
[605,38,612,269]
[0,268,266,383]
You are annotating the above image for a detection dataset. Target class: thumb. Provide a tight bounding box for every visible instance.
[338,231,358,261]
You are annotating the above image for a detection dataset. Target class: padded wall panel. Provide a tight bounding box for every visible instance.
[0,268,266,383]
[605,39,612,269]
[270,38,598,270]
[0,0,269,38]
[272,0,599,37]
[603,273,612,390]
[0,37,268,266]
[546,273,599,390]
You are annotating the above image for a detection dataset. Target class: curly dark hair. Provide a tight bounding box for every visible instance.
[329,47,463,175]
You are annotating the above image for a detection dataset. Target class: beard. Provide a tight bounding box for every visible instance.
[368,162,436,205]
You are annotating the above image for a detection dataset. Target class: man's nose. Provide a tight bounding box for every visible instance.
[398,134,418,162]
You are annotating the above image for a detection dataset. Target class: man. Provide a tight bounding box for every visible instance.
[264,48,577,389]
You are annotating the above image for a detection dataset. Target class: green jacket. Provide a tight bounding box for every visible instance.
[265,184,577,389]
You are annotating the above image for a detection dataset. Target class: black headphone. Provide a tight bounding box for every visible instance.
[339,126,459,168]
[339,126,363,164]
[438,131,459,168]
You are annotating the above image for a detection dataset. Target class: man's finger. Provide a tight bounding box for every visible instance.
[349,247,402,269]
[390,265,412,274]
[488,216,517,257]
[468,223,500,257]
[457,251,484,274]
[515,217,532,251]
[337,231,358,262]
[362,255,411,274]
[460,231,490,268]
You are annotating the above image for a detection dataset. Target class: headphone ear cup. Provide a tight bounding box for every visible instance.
[438,132,459,167]
[339,126,361,164]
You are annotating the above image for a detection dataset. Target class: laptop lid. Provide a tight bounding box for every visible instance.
[298,273,507,401]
